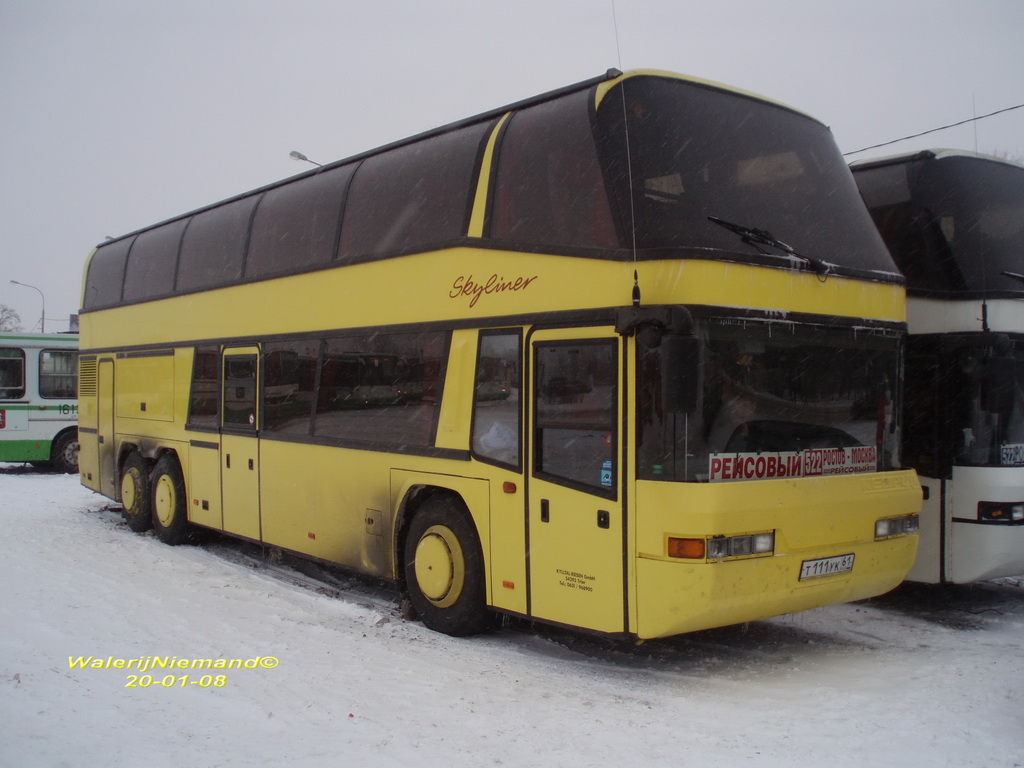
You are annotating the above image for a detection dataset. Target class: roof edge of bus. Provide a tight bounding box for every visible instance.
[92,69,626,250]
[0,331,79,341]
[850,148,1024,171]
[595,69,818,123]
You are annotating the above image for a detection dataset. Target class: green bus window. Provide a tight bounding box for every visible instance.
[314,331,448,448]
[38,349,78,399]
[472,331,521,468]
[0,348,26,400]
[263,341,319,435]
[187,347,219,430]
[534,340,617,494]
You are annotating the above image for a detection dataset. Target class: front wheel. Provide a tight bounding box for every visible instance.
[403,495,495,637]
[151,455,192,545]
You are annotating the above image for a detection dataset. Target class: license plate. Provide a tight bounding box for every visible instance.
[799,553,855,580]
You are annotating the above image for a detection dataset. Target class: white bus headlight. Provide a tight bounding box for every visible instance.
[977,502,1024,523]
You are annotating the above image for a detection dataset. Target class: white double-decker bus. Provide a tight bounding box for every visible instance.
[852,149,1024,582]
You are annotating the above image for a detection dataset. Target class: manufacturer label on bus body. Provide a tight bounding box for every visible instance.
[799,553,855,580]
[709,447,877,482]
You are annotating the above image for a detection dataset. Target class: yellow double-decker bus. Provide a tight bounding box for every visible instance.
[78,69,920,639]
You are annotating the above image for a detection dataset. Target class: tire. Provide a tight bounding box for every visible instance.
[120,452,153,533]
[403,494,495,637]
[151,455,192,546]
[51,430,79,474]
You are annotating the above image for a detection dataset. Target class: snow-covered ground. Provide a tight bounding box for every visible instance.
[1,467,1022,768]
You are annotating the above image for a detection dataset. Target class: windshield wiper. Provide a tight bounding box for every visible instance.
[1002,270,1024,286]
[708,216,828,276]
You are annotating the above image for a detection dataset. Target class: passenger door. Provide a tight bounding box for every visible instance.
[220,348,261,541]
[527,328,626,634]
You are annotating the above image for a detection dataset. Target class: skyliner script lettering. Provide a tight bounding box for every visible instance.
[450,273,539,308]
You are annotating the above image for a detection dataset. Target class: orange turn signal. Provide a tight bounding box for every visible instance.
[667,537,705,559]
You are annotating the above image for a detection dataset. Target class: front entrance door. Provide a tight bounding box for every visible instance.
[220,348,261,541]
[527,328,626,634]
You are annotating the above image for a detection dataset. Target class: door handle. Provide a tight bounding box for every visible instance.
[540,499,550,523]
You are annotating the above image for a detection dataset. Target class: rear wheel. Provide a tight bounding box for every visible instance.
[151,455,192,545]
[120,452,153,532]
[51,430,79,474]
[403,495,495,637]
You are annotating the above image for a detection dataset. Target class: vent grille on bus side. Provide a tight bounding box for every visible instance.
[78,358,97,397]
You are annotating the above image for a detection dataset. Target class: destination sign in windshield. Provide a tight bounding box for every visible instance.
[709,446,877,482]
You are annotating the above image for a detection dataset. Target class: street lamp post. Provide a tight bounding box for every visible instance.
[289,150,323,168]
[9,280,45,333]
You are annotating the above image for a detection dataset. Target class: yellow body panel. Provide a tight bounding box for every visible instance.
[631,471,920,638]
[79,253,905,352]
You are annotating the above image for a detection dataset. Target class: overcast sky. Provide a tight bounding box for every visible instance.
[1,0,1021,333]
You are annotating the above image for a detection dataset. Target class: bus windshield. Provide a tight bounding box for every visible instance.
[855,155,1024,295]
[950,341,1024,468]
[638,319,901,482]
[596,77,897,279]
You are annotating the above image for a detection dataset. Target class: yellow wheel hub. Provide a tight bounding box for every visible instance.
[413,525,465,608]
[154,475,177,527]
[121,470,139,512]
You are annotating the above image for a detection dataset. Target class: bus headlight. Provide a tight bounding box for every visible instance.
[978,502,1024,523]
[874,514,919,539]
[706,532,775,560]
[667,532,775,561]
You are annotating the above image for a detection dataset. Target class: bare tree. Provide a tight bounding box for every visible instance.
[0,304,23,332]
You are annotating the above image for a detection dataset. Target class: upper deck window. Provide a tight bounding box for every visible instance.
[490,90,618,250]
[339,122,491,261]
[176,195,260,293]
[246,165,355,279]
[854,156,1024,296]
[123,219,188,302]
[83,236,134,310]
[595,77,896,278]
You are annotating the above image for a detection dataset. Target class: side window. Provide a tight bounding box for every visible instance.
[187,346,220,430]
[223,354,257,430]
[177,196,261,293]
[491,91,618,249]
[314,331,448,448]
[338,122,491,261]
[472,331,521,467]
[0,348,26,399]
[534,339,618,495]
[263,341,319,435]
[122,219,187,302]
[83,236,134,310]
[39,349,78,399]
[246,165,355,279]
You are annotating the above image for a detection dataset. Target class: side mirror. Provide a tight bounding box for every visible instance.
[662,334,700,414]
